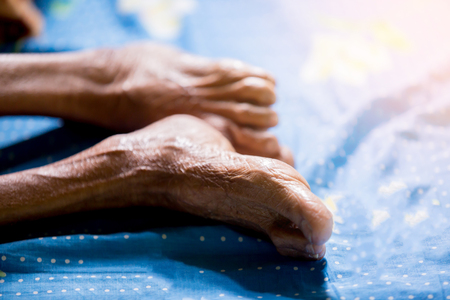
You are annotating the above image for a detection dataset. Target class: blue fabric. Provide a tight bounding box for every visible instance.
[1,0,450,299]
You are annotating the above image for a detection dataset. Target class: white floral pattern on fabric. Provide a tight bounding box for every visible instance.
[117,0,197,40]
[378,181,407,196]
[300,18,411,85]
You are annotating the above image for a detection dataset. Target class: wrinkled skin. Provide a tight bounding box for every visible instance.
[0,115,332,259]
[0,43,293,165]
[104,43,294,165]
[102,115,333,259]
[0,15,331,258]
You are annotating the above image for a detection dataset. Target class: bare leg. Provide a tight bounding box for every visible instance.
[0,115,332,259]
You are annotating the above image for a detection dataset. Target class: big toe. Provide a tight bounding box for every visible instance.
[254,160,333,256]
[269,224,327,260]
[284,182,334,246]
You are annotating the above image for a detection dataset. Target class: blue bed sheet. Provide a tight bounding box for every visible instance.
[1,0,450,299]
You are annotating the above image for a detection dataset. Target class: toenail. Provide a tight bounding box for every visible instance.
[305,244,316,255]
[300,219,313,244]
[305,243,324,256]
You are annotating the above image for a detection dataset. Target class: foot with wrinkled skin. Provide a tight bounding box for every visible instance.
[110,115,333,259]
[106,43,293,165]
[0,43,293,165]
[0,114,332,259]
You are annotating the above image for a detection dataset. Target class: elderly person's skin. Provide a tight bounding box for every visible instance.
[0,43,332,258]
[0,115,333,259]
[0,43,293,165]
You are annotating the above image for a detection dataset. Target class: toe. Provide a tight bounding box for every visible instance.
[197,100,278,128]
[229,127,281,157]
[269,223,327,260]
[216,59,276,85]
[238,77,276,105]
[196,116,331,248]
[191,59,276,87]
[249,159,333,246]
[279,181,333,246]
[191,77,276,106]
[199,114,286,160]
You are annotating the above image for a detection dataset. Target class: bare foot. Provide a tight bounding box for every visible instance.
[0,114,330,258]
[96,43,292,164]
[201,114,295,166]
[0,0,43,43]
[110,115,332,259]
